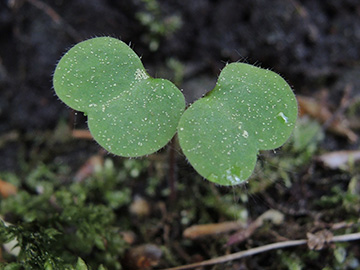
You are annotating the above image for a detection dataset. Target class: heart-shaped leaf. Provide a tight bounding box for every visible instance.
[54,37,185,157]
[178,63,298,185]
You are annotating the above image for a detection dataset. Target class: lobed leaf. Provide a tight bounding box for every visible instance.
[178,63,298,185]
[54,37,185,157]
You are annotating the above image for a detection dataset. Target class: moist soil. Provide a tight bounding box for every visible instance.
[0,0,360,269]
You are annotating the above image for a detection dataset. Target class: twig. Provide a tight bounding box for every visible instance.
[333,232,360,242]
[25,0,82,42]
[160,232,360,270]
[72,129,93,140]
[183,221,245,240]
[323,83,352,130]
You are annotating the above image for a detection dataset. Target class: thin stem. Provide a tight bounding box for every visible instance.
[160,232,360,270]
[168,136,178,202]
[332,232,360,242]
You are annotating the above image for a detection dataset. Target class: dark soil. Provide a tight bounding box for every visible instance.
[1,0,360,133]
[0,0,360,269]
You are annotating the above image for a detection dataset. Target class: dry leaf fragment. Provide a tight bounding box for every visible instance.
[331,221,354,231]
[0,179,17,198]
[317,150,360,169]
[227,210,284,246]
[297,95,358,142]
[307,230,334,250]
[120,231,137,245]
[183,221,245,240]
[327,120,358,142]
[72,129,93,140]
[298,95,331,120]
[74,155,104,182]
[226,220,262,246]
[129,195,151,218]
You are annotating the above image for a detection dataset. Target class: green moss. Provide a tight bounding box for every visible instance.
[0,160,130,270]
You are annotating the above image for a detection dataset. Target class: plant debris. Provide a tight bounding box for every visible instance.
[0,180,17,198]
[317,150,360,170]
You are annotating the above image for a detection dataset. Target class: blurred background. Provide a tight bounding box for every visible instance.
[0,0,360,269]
[1,0,359,138]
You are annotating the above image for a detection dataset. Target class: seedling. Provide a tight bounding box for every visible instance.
[53,37,185,157]
[53,37,297,186]
[178,63,298,185]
